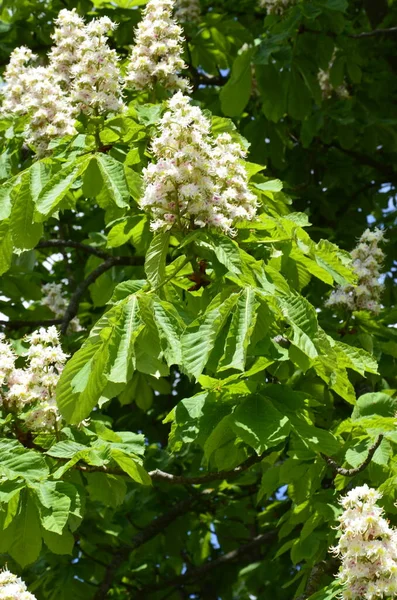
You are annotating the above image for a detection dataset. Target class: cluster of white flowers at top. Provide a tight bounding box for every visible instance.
[174,0,201,24]
[0,327,67,431]
[125,0,189,92]
[326,228,385,314]
[1,10,123,154]
[141,92,257,233]
[258,0,296,15]
[42,282,82,332]
[70,16,125,115]
[331,484,397,600]
[0,569,37,600]
[48,8,87,85]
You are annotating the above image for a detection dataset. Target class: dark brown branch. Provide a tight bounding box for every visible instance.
[325,142,397,182]
[349,26,397,38]
[321,435,383,477]
[0,318,63,330]
[70,451,265,484]
[36,240,111,260]
[133,532,276,597]
[60,255,144,335]
[149,451,265,484]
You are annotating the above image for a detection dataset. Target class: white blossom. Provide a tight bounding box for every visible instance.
[318,52,349,100]
[42,282,82,332]
[0,569,37,600]
[174,0,201,24]
[1,327,67,431]
[48,8,87,85]
[71,16,125,115]
[0,46,36,115]
[0,333,16,388]
[141,92,256,234]
[326,228,385,313]
[22,66,77,156]
[258,0,296,15]
[125,0,189,92]
[331,484,397,600]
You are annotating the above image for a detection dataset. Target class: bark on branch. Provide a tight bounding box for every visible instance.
[321,435,383,477]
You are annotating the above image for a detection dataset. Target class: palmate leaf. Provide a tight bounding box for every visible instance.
[0,439,49,481]
[31,481,75,535]
[218,288,259,372]
[181,293,239,379]
[0,489,42,567]
[151,296,186,365]
[0,220,13,276]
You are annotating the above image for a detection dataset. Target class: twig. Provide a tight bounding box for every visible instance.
[349,27,397,38]
[36,240,111,260]
[321,435,383,477]
[60,255,144,334]
[149,451,266,484]
[0,318,63,330]
[69,451,266,484]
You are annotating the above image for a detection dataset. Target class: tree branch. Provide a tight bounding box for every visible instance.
[349,26,397,38]
[149,451,266,484]
[70,451,266,484]
[36,240,111,260]
[321,435,383,477]
[0,318,63,330]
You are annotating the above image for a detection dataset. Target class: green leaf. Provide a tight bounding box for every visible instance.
[220,48,253,117]
[333,341,378,376]
[11,171,43,251]
[0,179,14,221]
[42,529,75,555]
[95,154,130,208]
[35,156,90,218]
[32,481,73,534]
[145,231,170,289]
[232,396,290,454]
[182,293,239,379]
[219,288,259,372]
[107,295,143,383]
[151,297,185,365]
[110,449,152,485]
[352,393,397,420]
[201,233,242,274]
[254,179,283,193]
[9,489,42,567]
[0,439,49,481]
[0,221,13,276]
[82,156,104,197]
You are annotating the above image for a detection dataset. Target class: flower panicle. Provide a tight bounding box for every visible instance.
[331,484,397,600]
[326,227,386,313]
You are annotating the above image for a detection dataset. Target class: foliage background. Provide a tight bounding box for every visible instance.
[0,0,396,598]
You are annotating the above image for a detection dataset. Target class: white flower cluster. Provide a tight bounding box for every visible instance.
[0,569,37,600]
[42,283,82,332]
[174,0,201,24]
[48,8,87,85]
[331,484,397,600]
[318,53,349,100]
[1,9,124,154]
[258,0,296,15]
[71,17,124,115]
[141,92,257,233]
[125,0,189,92]
[326,228,385,313]
[0,327,67,431]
